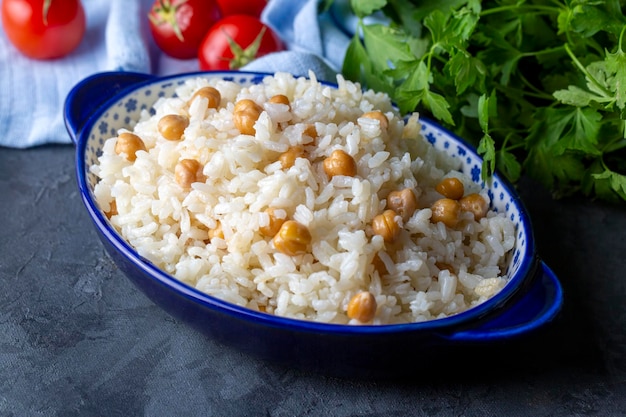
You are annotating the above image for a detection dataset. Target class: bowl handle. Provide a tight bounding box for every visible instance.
[64,71,155,144]
[444,261,563,342]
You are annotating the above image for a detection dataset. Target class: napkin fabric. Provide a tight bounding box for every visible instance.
[0,0,351,148]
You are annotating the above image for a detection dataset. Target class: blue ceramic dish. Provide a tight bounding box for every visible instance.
[64,71,563,377]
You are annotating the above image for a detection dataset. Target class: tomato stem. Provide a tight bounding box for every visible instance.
[43,0,52,25]
[149,0,187,42]
[225,26,267,69]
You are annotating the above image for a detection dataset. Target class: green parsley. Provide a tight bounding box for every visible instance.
[340,0,626,202]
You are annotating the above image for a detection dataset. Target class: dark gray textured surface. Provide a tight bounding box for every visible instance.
[1,144,625,416]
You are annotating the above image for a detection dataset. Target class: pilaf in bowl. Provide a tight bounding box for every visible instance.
[65,70,562,375]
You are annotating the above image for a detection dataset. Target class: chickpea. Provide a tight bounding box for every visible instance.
[372,209,401,243]
[435,177,465,200]
[259,208,286,237]
[273,220,311,256]
[158,114,189,141]
[323,149,357,178]
[435,262,455,274]
[387,188,417,221]
[361,110,389,131]
[174,159,204,189]
[303,124,317,139]
[105,199,118,218]
[347,291,377,322]
[431,198,461,228]
[190,86,221,109]
[460,193,489,221]
[115,132,146,161]
[233,99,263,135]
[208,221,224,241]
[278,146,305,169]
[268,94,290,109]
[372,252,388,277]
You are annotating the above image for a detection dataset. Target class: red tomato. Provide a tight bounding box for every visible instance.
[198,14,284,71]
[1,0,85,59]
[148,0,221,60]
[216,0,267,17]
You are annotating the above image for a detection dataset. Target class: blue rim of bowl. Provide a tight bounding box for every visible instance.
[74,70,537,336]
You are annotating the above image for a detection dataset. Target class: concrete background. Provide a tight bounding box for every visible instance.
[1,144,625,416]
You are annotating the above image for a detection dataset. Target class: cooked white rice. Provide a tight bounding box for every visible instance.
[91,71,516,325]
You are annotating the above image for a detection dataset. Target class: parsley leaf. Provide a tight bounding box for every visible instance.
[361,24,414,70]
[551,107,603,157]
[592,169,626,201]
[350,0,387,19]
[423,90,454,126]
[446,50,486,95]
[604,29,626,110]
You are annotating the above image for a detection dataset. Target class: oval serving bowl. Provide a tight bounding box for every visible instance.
[64,70,563,377]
